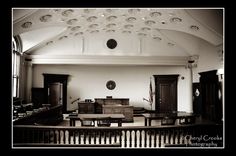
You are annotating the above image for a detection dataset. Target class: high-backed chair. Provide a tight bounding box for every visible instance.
[97,117,111,127]
[161,116,176,125]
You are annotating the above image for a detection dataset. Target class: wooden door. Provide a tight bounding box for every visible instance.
[199,70,222,123]
[43,74,69,113]
[154,75,179,113]
[48,82,63,107]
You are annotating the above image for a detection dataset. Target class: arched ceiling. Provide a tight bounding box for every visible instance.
[12,8,223,65]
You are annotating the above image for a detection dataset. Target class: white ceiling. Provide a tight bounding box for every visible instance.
[12,8,223,58]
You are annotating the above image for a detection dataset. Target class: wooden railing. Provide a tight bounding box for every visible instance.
[13,124,223,148]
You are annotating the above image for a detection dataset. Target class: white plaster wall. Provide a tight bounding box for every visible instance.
[32,65,192,112]
[192,41,223,82]
[32,32,189,57]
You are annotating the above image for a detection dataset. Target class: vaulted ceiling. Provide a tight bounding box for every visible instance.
[12,8,223,65]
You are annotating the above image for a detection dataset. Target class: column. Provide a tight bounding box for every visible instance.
[25,60,32,103]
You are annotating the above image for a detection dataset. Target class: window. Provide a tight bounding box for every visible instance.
[12,51,20,97]
[12,36,22,98]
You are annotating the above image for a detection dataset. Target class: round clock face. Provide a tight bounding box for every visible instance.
[106,80,116,90]
[106,39,117,49]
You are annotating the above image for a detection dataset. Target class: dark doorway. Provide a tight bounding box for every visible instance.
[154,75,179,113]
[193,83,202,115]
[199,70,222,123]
[43,74,69,113]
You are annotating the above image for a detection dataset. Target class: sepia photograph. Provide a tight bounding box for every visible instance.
[12,8,224,149]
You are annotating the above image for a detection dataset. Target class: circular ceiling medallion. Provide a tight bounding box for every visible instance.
[106,39,117,49]
[122,30,131,34]
[145,20,156,26]
[21,22,32,28]
[141,27,151,31]
[74,32,83,36]
[106,80,116,90]
[106,16,117,21]
[170,17,182,23]
[106,23,116,28]
[40,14,52,22]
[89,24,99,28]
[190,25,200,31]
[62,9,74,17]
[87,16,98,22]
[126,17,136,22]
[150,12,162,17]
[71,26,81,31]
[106,30,115,33]
[153,36,162,41]
[124,24,134,29]
[67,19,78,25]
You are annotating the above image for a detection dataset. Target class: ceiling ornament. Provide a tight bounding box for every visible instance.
[21,22,32,28]
[89,24,99,28]
[138,33,147,37]
[87,16,98,22]
[128,9,141,14]
[58,36,68,40]
[150,12,162,17]
[71,26,81,31]
[74,32,83,36]
[90,30,99,33]
[168,42,175,46]
[122,30,131,34]
[124,24,134,29]
[67,19,78,25]
[106,9,116,13]
[40,14,52,22]
[126,17,136,22]
[106,23,116,28]
[170,17,182,23]
[46,41,53,45]
[145,20,156,26]
[62,9,74,17]
[141,27,151,31]
[161,20,166,24]
[106,30,115,33]
[106,16,117,21]
[84,9,96,14]
[53,9,60,13]
[153,36,162,41]
[190,25,200,31]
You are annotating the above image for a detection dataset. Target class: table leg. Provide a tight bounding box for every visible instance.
[144,118,147,126]
[70,119,75,126]
[149,119,152,126]
[118,120,122,127]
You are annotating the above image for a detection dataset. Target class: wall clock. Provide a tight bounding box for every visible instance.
[106,80,116,90]
[106,39,117,49]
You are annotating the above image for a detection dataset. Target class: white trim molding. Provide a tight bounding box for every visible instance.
[28,55,189,66]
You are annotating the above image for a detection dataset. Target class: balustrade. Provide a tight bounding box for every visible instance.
[13,124,222,148]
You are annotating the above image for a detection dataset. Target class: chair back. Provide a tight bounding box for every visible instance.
[81,119,95,127]
[179,116,195,125]
[161,116,176,125]
[97,117,111,127]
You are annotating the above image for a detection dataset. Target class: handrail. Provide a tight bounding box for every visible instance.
[13,123,223,148]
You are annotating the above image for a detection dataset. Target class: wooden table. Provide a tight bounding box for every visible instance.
[142,112,196,126]
[68,114,125,127]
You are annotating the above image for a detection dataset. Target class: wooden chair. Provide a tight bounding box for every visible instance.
[81,119,95,127]
[97,117,111,127]
[161,116,176,125]
[179,116,195,125]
